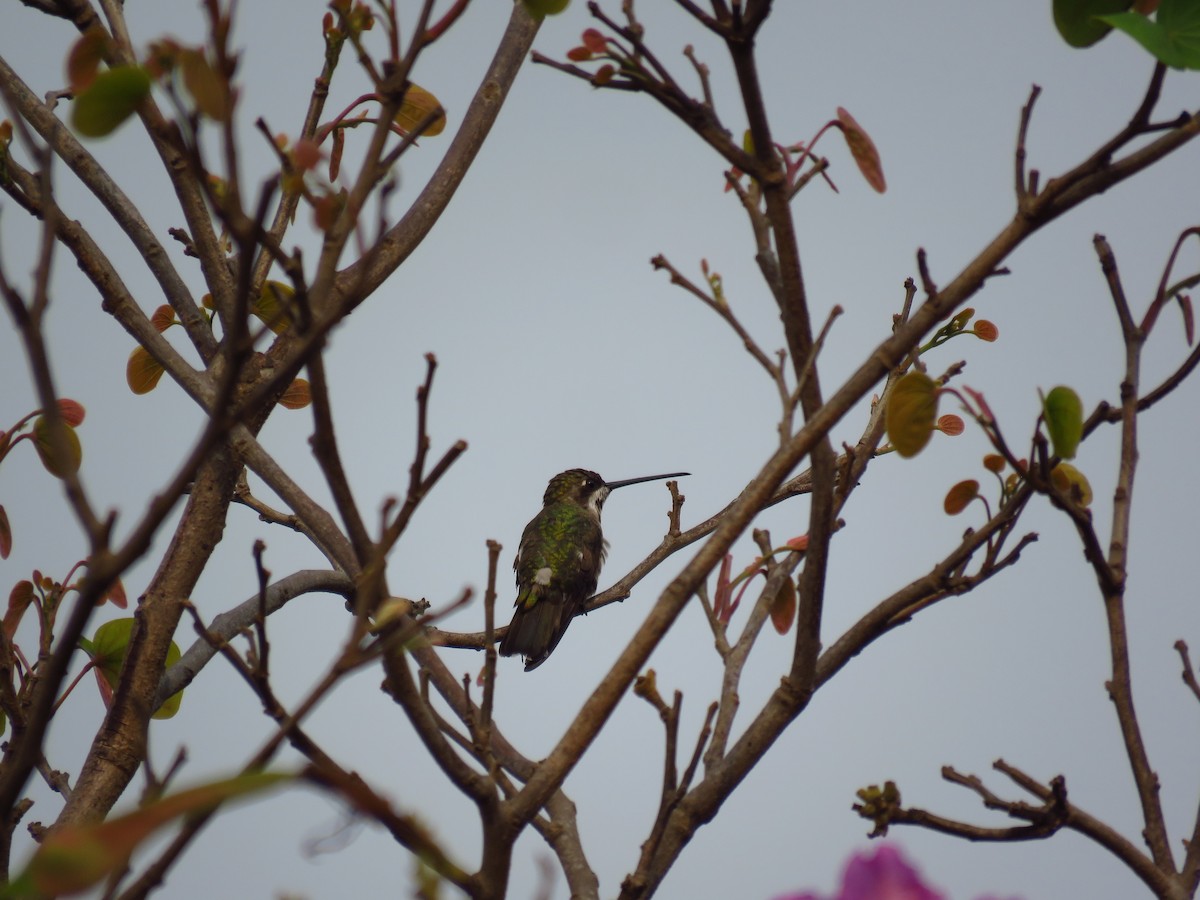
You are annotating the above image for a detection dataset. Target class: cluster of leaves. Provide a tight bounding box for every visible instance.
[882,300,1097,522]
[324,0,376,44]
[852,782,903,840]
[711,535,809,635]
[125,288,311,409]
[0,2,473,891]
[299,69,444,227]
[66,4,446,232]
[885,373,962,459]
[307,3,446,223]
[78,618,184,720]
[889,369,1093,518]
[727,112,887,196]
[1055,0,1200,69]
[66,24,229,137]
[562,27,886,195]
[918,307,999,355]
[0,399,185,742]
[1,561,143,738]
[884,308,998,458]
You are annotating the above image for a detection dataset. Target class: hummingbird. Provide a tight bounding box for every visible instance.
[498,468,689,671]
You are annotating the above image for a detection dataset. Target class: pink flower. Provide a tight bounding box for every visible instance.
[775,843,1021,900]
[838,845,943,900]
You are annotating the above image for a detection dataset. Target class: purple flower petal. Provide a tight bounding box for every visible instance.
[837,845,945,900]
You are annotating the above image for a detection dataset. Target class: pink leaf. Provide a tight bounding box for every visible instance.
[786,534,809,552]
[713,554,733,623]
[4,580,34,639]
[936,414,964,436]
[1177,293,1194,346]
[0,506,10,560]
[56,398,86,427]
[769,578,797,635]
[101,577,128,609]
[581,28,606,53]
[835,107,886,193]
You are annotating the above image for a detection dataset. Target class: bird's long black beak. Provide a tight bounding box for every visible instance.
[605,472,690,491]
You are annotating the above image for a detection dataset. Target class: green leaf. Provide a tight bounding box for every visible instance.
[521,0,570,16]
[154,639,184,719]
[89,618,185,718]
[886,371,939,458]
[1054,0,1133,47]
[1042,385,1083,459]
[71,66,152,137]
[1100,0,1200,67]
[33,416,82,478]
[90,617,134,687]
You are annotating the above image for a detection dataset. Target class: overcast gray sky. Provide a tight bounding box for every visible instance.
[1,2,1198,898]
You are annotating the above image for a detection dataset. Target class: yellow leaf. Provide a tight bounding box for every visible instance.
[33,416,82,478]
[253,281,297,334]
[126,345,165,394]
[150,304,176,332]
[277,378,312,410]
[394,84,446,137]
[886,371,938,458]
[1051,462,1093,507]
[179,48,229,120]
